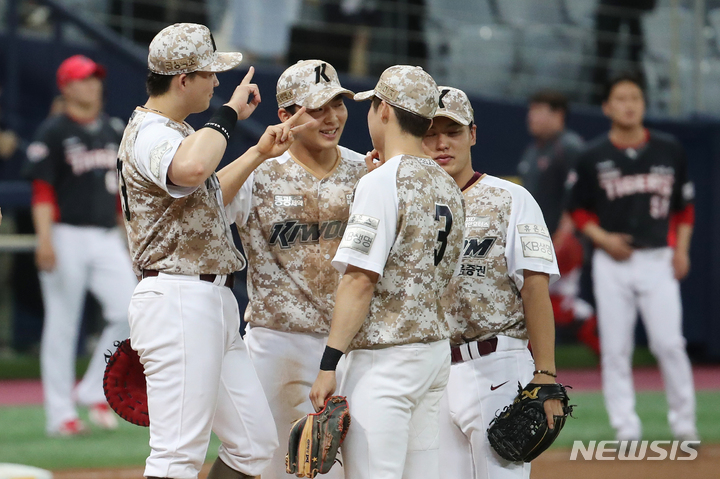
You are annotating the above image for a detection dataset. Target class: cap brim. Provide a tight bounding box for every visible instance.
[354,90,375,102]
[434,111,471,126]
[201,52,243,73]
[302,88,355,109]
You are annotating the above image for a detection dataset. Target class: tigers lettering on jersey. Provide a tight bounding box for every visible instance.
[268,220,347,249]
[599,171,674,201]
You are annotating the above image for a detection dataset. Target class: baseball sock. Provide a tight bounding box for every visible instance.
[206,457,256,479]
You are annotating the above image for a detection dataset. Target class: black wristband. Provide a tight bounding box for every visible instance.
[202,105,238,142]
[320,346,344,371]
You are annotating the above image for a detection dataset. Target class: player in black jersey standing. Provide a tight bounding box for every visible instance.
[567,73,698,443]
[24,55,136,436]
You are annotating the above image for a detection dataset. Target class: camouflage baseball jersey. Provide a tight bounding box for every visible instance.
[442,175,560,346]
[230,146,366,333]
[117,108,245,276]
[332,154,465,350]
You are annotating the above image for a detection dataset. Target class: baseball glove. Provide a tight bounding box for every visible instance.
[487,382,573,462]
[103,339,149,427]
[286,396,351,478]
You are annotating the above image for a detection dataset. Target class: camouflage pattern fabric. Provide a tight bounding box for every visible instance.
[442,177,529,345]
[355,65,440,119]
[348,155,464,350]
[239,148,366,334]
[118,108,245,275]
[276,60,355,109]
[435,86,475,126]
[148,23,243,75]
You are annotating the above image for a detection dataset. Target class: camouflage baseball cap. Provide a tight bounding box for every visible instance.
[148,23,243,75]
[354,65,439,119]
[434,86,474,126]
[276,60,354,109]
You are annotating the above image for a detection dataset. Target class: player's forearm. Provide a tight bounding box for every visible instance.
[520,271,557,375]
[217,145,269,206]
[167,129,228,187]
[326,267,378,353]
[581,222,609,248]
[675,223,693,254]
[31,203,55,244]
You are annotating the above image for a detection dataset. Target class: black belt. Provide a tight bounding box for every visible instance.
[141,270,235,289]
[451,337,498,364]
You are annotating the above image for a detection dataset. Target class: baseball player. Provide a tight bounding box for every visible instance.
[310,65,465,479]
[23,54,136,436]
[225,59,365,479]
[422,86,562,479]
[567,72,698,442]
[118,23,312,479]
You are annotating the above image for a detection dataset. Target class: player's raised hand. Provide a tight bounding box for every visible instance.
[600,232,634,261]
[310,370,337,412]
[225,67,261,121]
[364,149,385,172]
[256,107,317,158]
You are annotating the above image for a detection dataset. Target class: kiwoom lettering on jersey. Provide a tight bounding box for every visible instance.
[463,237,496,258]
[269,220,347,249]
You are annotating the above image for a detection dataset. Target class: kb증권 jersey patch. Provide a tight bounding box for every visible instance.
[442,175,560,347]
[332,154,465,351]
[118,108,245,276]
[228,146,367,334]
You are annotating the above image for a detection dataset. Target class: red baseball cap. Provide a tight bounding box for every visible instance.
[56,55,106,89]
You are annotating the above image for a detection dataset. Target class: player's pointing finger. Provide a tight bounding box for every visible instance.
[241,66,255,85]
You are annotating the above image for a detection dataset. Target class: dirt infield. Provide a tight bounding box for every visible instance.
[52,445,720,479]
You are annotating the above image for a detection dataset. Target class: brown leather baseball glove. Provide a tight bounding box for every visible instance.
[286,396,351,478]
[103,339,149,427]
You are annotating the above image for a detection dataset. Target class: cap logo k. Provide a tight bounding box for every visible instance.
[315,63,330,83]
[439,89,450,108]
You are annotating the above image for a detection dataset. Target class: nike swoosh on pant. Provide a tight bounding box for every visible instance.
[490,381,509,391]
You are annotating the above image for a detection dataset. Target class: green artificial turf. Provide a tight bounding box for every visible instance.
[1,391,718,471]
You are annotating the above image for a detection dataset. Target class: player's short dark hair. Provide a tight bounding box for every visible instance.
[146,71,197,97]
[603,72,646,102]
[372,96,432,138]
[529,90,568,114]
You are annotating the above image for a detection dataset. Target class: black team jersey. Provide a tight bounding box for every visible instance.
[24,113,124,228]
[568,129,694,248]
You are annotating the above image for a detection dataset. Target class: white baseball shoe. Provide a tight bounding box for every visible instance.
[88,403,119,430]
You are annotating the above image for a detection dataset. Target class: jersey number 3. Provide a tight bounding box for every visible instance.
[434,203,453,266]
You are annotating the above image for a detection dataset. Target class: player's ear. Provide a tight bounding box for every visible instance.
[278,108,292,123]
[470,124,477,146]
[380,100,391,123]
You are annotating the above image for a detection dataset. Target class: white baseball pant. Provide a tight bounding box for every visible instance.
[128,273,278,479]
[439,336,533,479]
[39,224,135,433]
[593,247,697,440]
[339,339,451,479]
[244,325,346,479]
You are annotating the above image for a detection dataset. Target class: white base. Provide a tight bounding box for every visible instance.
[0,463,53,479]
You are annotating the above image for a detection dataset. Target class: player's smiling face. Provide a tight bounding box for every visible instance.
[302,96,348,148]
[603,80,645,129]
[423,116,476,182]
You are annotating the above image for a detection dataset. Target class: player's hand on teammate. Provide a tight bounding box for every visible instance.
[310,370,337,412]
[672,248,691,280]
[600,232,634,261]
[35,239,56,272]
[225,67,261,121]
[364,149,385,172]
[255,107,317,159]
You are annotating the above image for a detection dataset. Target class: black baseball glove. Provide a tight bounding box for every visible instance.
[487,382,573,462]
[286,396,351,478]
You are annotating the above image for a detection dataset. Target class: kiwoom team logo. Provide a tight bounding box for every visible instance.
[570,440,700,461]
